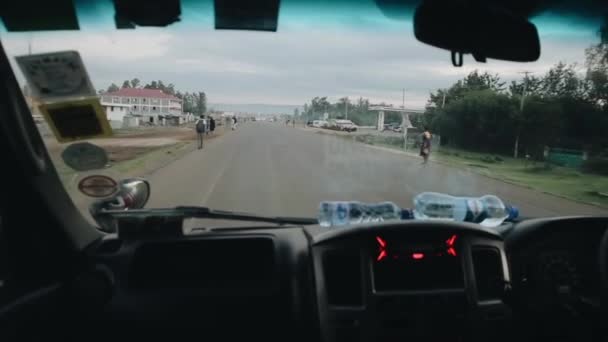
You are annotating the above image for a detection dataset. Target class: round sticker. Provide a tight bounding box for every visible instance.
[62,142,109,171]
[78,175,118,198]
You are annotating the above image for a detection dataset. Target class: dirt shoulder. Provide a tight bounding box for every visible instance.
[46,124,225,189]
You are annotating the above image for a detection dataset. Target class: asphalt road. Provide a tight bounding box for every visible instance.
[147,122,608,220]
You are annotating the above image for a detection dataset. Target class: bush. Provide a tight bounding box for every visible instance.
[526,163,555,173]
[480,155,497,163]
[582,158,608,175]
[494,156,504,162]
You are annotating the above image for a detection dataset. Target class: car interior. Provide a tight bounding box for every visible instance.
[1,0,607,341]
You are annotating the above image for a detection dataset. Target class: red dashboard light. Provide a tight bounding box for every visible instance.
[445,234,458,256]
[377,250,387,261]
[412,253,425,260]
[376,236,387,261]
[446,234,457,246]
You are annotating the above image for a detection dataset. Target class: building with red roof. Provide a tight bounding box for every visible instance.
[100,88,183,126]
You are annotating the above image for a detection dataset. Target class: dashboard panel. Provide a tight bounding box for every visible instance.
[308,222,511,342]
[505,217,607,341]
[70,216,608,342]
[83,228,317,342]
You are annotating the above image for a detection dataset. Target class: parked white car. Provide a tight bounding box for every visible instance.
[312,120,329,128]
[333,119,358,132]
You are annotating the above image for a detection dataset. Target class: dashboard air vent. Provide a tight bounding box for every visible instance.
[322,250,362,306]
[472,247,504,301]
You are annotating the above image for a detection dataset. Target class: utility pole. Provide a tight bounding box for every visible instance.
[514,71,532,159]
[343,97,348,120]
[442,92,446,108]
[402,88,405,108]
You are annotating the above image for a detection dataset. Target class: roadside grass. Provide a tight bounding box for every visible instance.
[437,148,608,207]
[322,130,608,207]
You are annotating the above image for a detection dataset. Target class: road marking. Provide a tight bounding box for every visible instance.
[198,134,239,206]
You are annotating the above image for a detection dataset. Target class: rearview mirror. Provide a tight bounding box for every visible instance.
[413,0,540,65]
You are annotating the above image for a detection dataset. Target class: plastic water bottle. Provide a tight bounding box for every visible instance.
[412,192,518,227]
[318,201,412,227]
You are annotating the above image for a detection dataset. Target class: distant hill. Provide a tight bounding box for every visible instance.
[208,103,303,115]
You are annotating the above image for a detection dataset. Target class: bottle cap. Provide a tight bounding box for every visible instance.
[401,209,413,220]
[507,205,519,220]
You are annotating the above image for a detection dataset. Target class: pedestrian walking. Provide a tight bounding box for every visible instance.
[195,115,206,149]
[232,116,238,130]
[209,116,216,133]
[420,126,432,164]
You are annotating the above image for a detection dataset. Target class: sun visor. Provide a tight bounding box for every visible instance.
[215,0,280,32]
[113,0,181,28]
[1,0,79,31]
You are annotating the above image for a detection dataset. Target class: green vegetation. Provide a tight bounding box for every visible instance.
[323,129,608,207]
[352,134,403,147]
[437,148,608,207]
[415,45,608,159]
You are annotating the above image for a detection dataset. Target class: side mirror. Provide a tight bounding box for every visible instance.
[118,178,151,210]
[89,178,150,217]
[89,178,150,232]
[413,0,540,65]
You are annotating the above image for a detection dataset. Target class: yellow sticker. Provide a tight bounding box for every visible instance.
[38,98,113,143]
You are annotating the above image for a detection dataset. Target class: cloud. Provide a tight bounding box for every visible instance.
[0,11,600,108]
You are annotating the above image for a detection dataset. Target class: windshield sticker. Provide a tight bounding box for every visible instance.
[16,51,96,101]
[61,142,109,171]
[38,98,113,142]
[78,175,118,198]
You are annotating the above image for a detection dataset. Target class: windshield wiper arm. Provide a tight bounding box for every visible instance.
[97,205,319,226]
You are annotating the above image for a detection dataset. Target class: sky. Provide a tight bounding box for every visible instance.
[0,0,603,109]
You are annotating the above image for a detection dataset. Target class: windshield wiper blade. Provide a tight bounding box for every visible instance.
[98,206,318,226]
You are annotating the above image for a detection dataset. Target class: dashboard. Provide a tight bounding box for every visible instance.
[310,223,510,341]
[74,216,607,342]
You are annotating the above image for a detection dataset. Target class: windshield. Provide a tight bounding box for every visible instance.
[1,0,608,224]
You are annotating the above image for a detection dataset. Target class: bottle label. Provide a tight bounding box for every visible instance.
[335,202,348,225]
[466,199,483,222]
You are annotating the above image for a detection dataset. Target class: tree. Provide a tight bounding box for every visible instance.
[130,78,140,88]
[540,62,587,99]
[198,92,207,115]
[424,57,608,157]
[508,76,542,98]
[121,80,131,88]
[144,81,158,89]
[166,83,176,95]
[338,97,350,119]
[181,92,196,113]
[107,83,119,93]
[310,97,330,118]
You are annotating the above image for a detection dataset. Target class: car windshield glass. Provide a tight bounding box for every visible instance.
[1,0,607,225]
